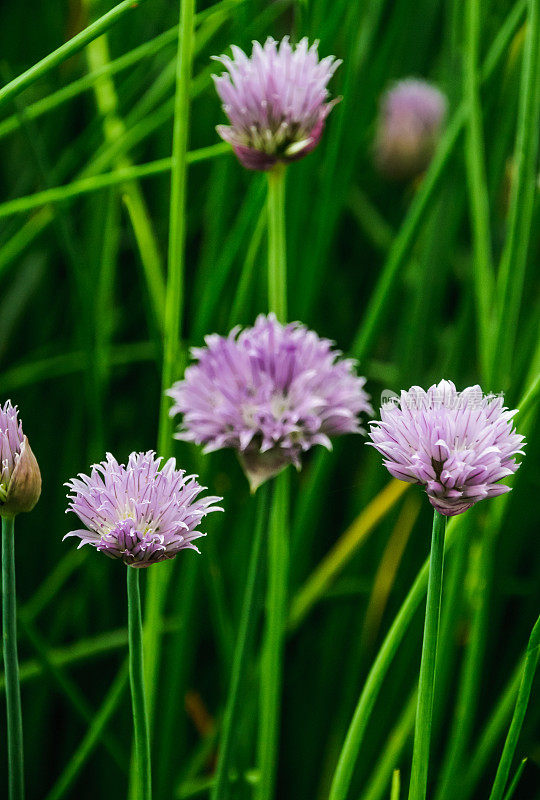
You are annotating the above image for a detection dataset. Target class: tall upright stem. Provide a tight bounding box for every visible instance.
[258,471,290,800]
[256,163,289,800]
[127,567,152,800]
[212,484,270,800]
[408,510,447,800]
[2,515,24,800]
[267,165,287,322]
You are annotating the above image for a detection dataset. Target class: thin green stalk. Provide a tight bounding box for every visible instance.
[127,568,152,800]
[488,615,540,800]
[391,770,401,800]
[0,147,229,220]
[408,511,447,800]
[267,165,287,322]
[329,513,459,800]
[463,0,495,375]
[258,470,290,800]
[0,27,178,141]
[212,484,270,800]
[503,759,527,800]
[44,661,129,800]
[2,516,24,800]
[0,0,150,111]
[142,0,196,739]
[255,157,289,800]
[435,538,493,800]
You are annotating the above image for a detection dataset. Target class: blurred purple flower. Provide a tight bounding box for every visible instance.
[65,452,222,567]
[168,314,372,491]
[368,380,525,516]
[375,78,447,179]
[0,400,41,517]
[212,37,341,170]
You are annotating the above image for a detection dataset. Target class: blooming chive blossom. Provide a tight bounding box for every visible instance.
[0,400,41,517]
[65,452,222,567]
[212,37,341,170]
[168,314,372,491]
[368,380,525,516]
[375,78,447,179]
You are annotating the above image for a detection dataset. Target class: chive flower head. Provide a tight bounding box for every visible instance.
[368,380,525,516]
[212,37,341,171]
[0,400,41,518]
[65,452,223,567]
[168,314,372,491]
[375,78,447,179]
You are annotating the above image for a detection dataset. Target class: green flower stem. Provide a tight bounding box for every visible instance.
[434,537,493,800]
[127,567,152,800]
[256,158,289,800]
[212,484,270,800]
[257,470,290,800]
[408,510,447,800]
[0,0,150,111]
[142,0,196,735]
[488,615,540,800]
[328,514,462,800]
[267,164,287,322]
[2,516,24,800]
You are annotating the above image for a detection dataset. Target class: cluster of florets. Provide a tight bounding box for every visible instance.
[65,452,222,567]
[168,314,372,490]
[368,380,525,516]
[213,37,341,170]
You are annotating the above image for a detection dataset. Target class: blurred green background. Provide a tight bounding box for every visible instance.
[0,0,539,798]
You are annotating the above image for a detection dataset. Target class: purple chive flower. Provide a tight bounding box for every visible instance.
[375,78,447,179]
[368,381,525,517]
[0,400,41,518]
[168,314,372,492]
[65,452,223,567]
[212,37,341,171]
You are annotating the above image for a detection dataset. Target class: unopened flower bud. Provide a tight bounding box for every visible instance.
[375,79,447,180]
[0,402,41,518]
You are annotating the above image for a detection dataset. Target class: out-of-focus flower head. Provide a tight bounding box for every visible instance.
[65,452,223,567]
[375,78,447,180]
[368,380,525,516]
[168,314,372,491]
[212,37,341,170]
[0,400,41,518]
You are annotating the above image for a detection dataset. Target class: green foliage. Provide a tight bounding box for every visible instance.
[0,0,539,798]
